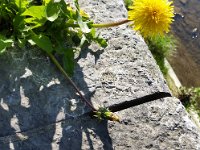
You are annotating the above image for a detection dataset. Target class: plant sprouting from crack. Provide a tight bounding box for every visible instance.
[179,87,200,117]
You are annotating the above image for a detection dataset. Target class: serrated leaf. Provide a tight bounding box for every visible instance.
[43,0,51,5]
[90,28,96,38]
[46,2,60,22]
[21,6,47,28]
[14,0,28,10]
[31,33,53,53]
[95,37,108,48]
[22,6,46,19]
[74,0,79,11]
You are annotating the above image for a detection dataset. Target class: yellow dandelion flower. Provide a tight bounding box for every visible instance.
[128,0,174,37]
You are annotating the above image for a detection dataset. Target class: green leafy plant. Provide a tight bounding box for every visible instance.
[0,0,107,74]
[179,87,200,116]
[124,0,133,10]
[145,35,176,76]
[94,107,120,122]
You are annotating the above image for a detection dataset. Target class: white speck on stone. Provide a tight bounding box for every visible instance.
[20,86,30,108]
[20,67,33,78]
[16,132,28,141]
[65,126,72,131]
[46,78,60,87]
[52,109,65,145]
[56,107,65,121]
[76,91,85,96]
[10,115,21,132]
[69,99,78,111]
[52,120,63,149]
[0,98,9,111]
[9,140,14,150]
[15,77,18,81]
[39,85,44,91]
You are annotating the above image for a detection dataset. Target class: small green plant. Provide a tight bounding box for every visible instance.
[145,35,176,75]
[179,87,200,116]
[0,0,107,75]
[124,0,133,10]
[94,107,120,122]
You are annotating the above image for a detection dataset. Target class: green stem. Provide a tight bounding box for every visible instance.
[92,19,131,28]
[66,19,131,28]
[47,53,96,111]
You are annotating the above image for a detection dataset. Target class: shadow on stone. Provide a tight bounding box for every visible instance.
[0,46,113,149]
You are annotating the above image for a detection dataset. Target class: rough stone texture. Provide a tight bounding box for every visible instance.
[76,0,169,107]
[1,98,200,150]
[0,0,200,149]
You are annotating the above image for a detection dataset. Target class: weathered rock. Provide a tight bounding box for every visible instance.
[77,0,170,108]
[0,0,200,149]
[1,98,200,150]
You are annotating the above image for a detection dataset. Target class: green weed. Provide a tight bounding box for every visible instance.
[145,35,176,76]
[124,0,133,10]
[179,87,200,116]
[0,0,107,75]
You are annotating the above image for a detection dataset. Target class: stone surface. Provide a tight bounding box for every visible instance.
[0,0,200,149]
[77,0,169,108]
[1,98,200,150]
